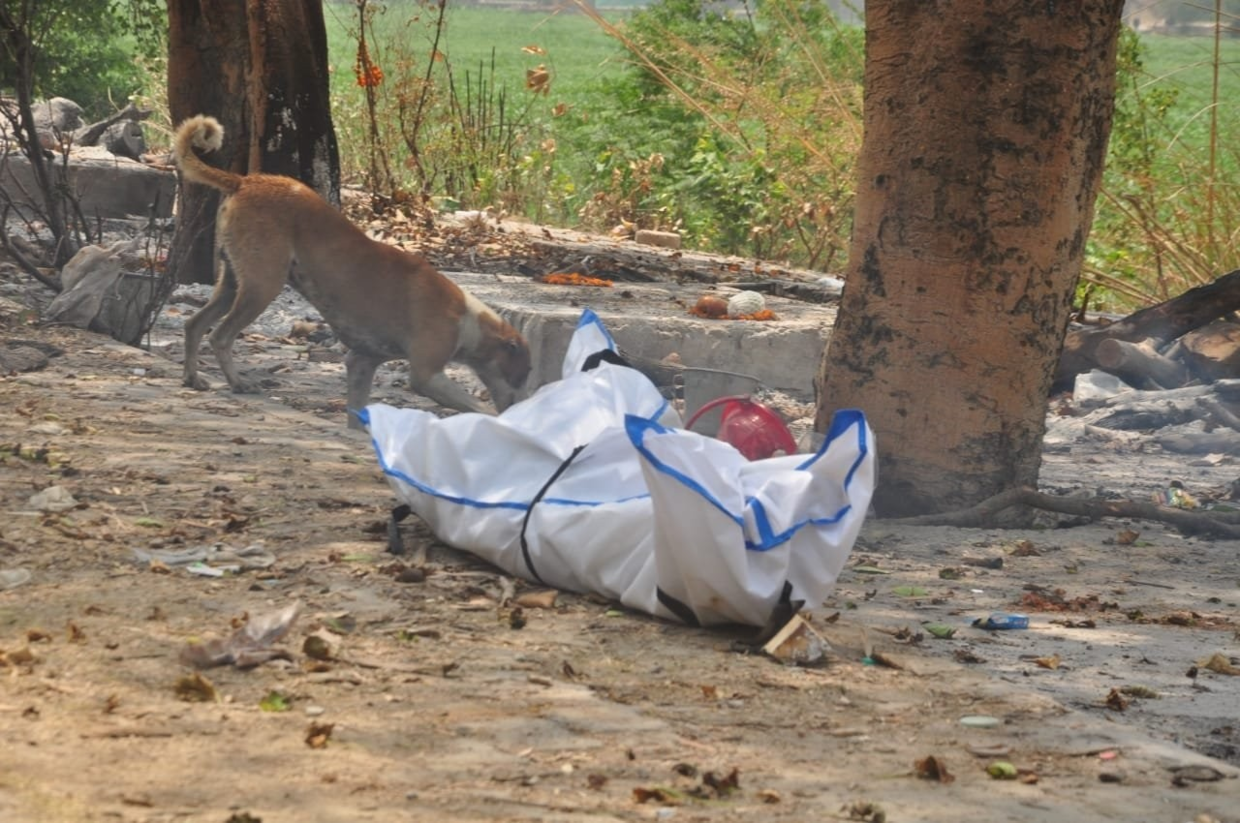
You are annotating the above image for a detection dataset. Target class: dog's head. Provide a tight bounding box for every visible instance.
[472,319,531,412]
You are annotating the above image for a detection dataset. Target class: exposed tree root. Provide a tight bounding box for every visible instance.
[888,486,1240,538]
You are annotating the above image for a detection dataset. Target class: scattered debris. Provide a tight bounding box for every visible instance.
[0,568,32,590]
[132,543,276,575]
[537,271,613,287]
[1199,653,1240,676]
[914,755,955,784]
[305,721,334,749]
[1167,764,1230,787]
[178,602,302,669]
[973,612,1029,631]
[987,760,1018,779]
[726,290,766,318]
[173,671,218,703]
[762,613,830,665]
[514,589,558,609]
[27,485,77,513]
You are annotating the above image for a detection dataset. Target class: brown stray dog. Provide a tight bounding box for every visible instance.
[172,114,531,429]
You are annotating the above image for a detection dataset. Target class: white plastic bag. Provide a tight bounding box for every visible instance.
[363,309,875,627]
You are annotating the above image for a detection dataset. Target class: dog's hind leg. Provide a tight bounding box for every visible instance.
[206,247,292,394]
[344,350,383,430]
[182,258,237,391]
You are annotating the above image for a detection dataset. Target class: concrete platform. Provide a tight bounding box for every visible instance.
[447,271,838,400]
[1,148,176,221]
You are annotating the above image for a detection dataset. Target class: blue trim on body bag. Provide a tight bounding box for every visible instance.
[368,432,532,512]
[625,411,869,552]
[576,307,616,350]
[624,415,745,529]
[363,400,666,512]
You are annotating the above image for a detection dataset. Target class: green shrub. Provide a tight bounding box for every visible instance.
[0,1,165,116]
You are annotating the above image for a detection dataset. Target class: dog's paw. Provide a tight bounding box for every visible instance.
[184,374,212,392]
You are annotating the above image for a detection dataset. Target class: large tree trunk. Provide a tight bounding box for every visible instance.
[814,1,1125,517]
[166,0,340,284]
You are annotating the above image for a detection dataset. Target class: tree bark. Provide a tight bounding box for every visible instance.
[814,1,1125,517]
[166,0,340,285]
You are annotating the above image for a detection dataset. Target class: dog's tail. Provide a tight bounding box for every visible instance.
[173,115,242,195]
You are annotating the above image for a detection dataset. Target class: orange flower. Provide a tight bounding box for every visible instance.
[355,42,383,88]
[537,272,613,287]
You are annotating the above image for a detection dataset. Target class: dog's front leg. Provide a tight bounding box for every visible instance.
[412,371,494,415]
[345,350,382,430]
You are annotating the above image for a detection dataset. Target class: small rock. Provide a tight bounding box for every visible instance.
[634,229,682,249]
[28,485,77,513]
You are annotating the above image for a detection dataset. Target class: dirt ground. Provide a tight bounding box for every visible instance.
[2,261,1239,823]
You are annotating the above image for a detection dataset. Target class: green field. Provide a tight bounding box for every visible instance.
[323,3,625,103]
[324,9,1240,189]
[1127,33,1240,156]
[322,6,1239,295]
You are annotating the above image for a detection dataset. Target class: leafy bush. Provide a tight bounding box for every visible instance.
[0,1,166,116]
[570,0,863,267]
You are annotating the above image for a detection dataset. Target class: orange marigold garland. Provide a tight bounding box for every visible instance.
[537,272,613,287]
[689,294,778,321]
[733,308,779,321]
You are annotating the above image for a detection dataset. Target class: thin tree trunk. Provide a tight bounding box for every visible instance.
[814,1,1125,517]
[0,2,73,264]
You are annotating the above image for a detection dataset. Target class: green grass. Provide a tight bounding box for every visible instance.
[1133,33,1240,159]
[323,3,629,197]
[321,7,1239,295]
[323,4,625,98]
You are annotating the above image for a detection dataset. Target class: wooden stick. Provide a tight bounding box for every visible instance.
[1094,337,1188,389]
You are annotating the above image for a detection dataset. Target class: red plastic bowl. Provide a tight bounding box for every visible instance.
[684,396,798,460]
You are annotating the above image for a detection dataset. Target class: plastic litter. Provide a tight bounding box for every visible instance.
[179,601,301,669]
[973,612,1029,630]
[132,543,275,573]
[685,396,799,461]
[28,485,78,513]
[959,715,1002,728]
[0,568,32,590]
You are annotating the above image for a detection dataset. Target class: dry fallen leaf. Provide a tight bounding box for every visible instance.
[305,721,334,749]
[1033,654,1062,670]
[632,786,682,805]
[1104,687,1129,711]
[174,672,218,703]
[1116,528,1140,545]
[1199,652,1240,676]
[914,755,955,784]
[701,767,741,796]
[1010,540,1041,557]
[302,632,338,661]
[515,590,558,609]
[525,65,551,95]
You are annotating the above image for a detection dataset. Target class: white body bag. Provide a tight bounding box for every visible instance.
[362,309,875,627]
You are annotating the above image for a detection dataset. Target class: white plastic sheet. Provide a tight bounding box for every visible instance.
[363,309,875,627]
